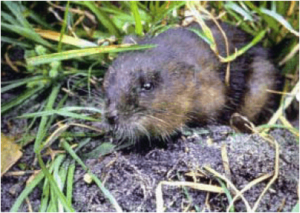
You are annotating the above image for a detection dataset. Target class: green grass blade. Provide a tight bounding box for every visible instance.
[149,1,155,15]
[62,141,122,212]
[99,5,140,23]
[66,162,76,206]
[220,30,267,62]
[77,1,120,37]
[90,173,122,212]
[130,1,143,36]
[60,132,103,138]
[260,7,299,36]
[27,11,54,30]
[1,85,45,114]
[74,138,92,152]
[19,109,100,122]
[54,155,67,212]
[225,10,256,35]
[61,106,102,113]
[34,84,60,153]
[242,2,277,33]
[243,1,262,14]
[1,76,48,93]
[26,44,156,66]
[1,23,53,49]
[62,141,87,169]
[188,2,217,54]
[1,36,32,48]
[39,177,50,212]
[151,24,176,36]
[292,202,299,212]
[189,28,214,45]
[271,1,276,12]
[82,142,115,159]
[56,111,99,121]
[1,76,46,85]
[216,178,235,212]
[261,14,281,33]
[37,154,75,212]
[3,1,32,29]
[276,1,289,16]
[154,1,186,24]
[47,187,58,212]
[52,155,66,184]
[256,124,299,137]
[58,1,70,52]
[1,11,20,25]
[44,155,65,212]
[10,171,45,212]
[225,2,254,21]
[44,91,70,138]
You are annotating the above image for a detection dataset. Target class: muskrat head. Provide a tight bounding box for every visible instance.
[102,52,197,143]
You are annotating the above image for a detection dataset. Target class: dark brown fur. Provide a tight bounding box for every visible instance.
[102,22,281,142]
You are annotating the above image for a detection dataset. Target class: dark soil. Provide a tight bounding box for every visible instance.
[2,124,298,212]
[71,126,299,212]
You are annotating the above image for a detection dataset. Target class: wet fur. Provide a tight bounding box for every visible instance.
[102,22,282,142]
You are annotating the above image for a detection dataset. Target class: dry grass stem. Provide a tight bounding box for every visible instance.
[226,172,273,212]
[197,5,231,86]
[68,122,105,133]
[266,89,293,96]
[203,166,252,212]
[279,43,299,66]
[287,1,297,16]
[279,115,295,129]
[42,122,104,151]
[221,143,231,183]
[46,1,96,23]
[268,81,299,126]
[4,170,41,176]
[205,179,213,211]
[25,197,33,212]
[156,181,224,212]
[252,135,280,212]
[5,51,19,72]
[277,198,286,212]
[42,123,69,151]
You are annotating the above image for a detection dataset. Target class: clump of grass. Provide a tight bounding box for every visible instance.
[1,1,298,212]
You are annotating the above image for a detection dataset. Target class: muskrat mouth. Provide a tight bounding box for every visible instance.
[107,122,149,143]
[106,111,180,143]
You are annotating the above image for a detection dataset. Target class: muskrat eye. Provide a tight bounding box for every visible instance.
[141,82,153,91]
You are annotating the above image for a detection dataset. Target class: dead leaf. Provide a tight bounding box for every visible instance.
[1,133,23,176]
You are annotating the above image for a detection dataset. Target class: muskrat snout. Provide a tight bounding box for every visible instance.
[104,99,120,125]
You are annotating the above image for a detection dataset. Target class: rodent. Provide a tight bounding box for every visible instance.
[102,21,282,142]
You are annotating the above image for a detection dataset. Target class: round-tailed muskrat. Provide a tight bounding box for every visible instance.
[102,22,281,142]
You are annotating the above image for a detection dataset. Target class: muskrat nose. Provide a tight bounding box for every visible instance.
[105,110,119,125]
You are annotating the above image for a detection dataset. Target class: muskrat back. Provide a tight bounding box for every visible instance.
[102,22,281,141]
